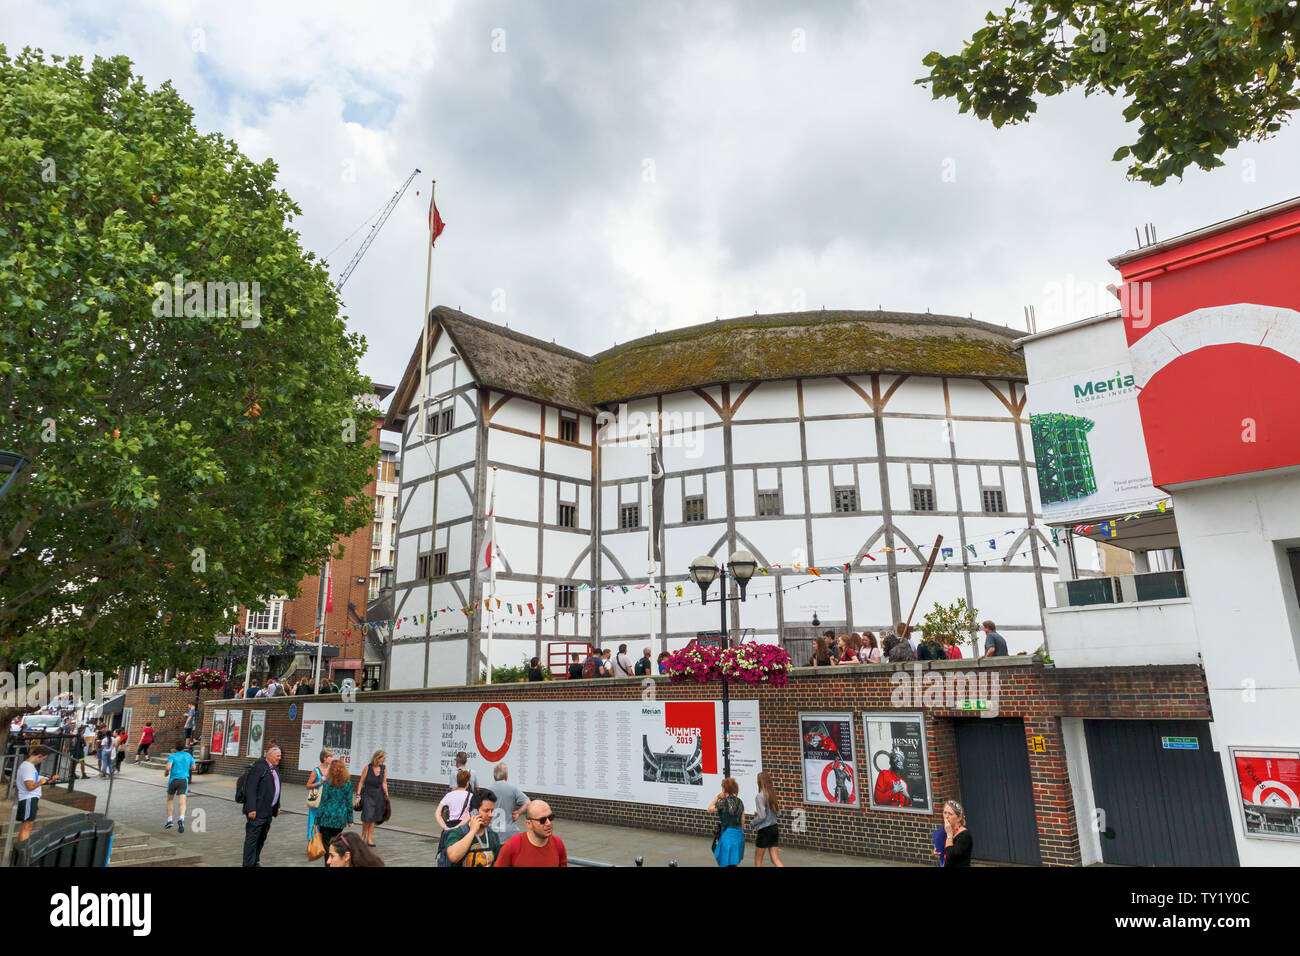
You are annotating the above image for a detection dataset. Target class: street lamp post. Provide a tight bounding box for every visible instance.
[689,550,757,780]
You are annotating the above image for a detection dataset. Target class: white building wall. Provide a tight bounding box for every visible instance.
[1173,470,1300,866]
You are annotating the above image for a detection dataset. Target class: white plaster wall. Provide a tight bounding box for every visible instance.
[801,377,863,417]
[953,419,1019,461]
[488,430,540,472]
[806,418,874,459]
[945,378,1009,417]
[882,375,946,415]
[1173,470,1300,866]
[490,396,541,432]
[427,639,469,688]
[1045,600,1202,668]
[388,641,427,690]
[730,381,790,420]
[732,422,801,464]
[884,416,957,462]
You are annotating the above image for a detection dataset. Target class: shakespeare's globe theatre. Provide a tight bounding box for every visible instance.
[384,307,1057,688]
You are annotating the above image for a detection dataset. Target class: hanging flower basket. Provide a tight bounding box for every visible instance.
[664,643,790,686]
[176,668,227,691]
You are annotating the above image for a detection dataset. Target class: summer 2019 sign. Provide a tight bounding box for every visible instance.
[863,712,932,813]
[1231,747,1300,842]
[298,699,762,811]
[799,712,857,806]
[225,710,243,757]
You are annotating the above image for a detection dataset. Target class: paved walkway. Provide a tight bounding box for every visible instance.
[63,764,914,867]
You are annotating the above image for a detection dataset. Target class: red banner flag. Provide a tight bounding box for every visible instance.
[430,197,446,247]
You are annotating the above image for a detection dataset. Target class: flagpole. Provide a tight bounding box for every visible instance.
[486,466,497,684]
[314,558,330,691]
[647,422,657,652]
[419,180,435,439]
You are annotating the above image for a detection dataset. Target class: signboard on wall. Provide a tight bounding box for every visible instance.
[225,710,243,757]
[299,699,762,811]
[863,712,932,813]
[799,712,857,806]
[247,711,266,760]
[1026,362,1162,523]
[210,709,227,757]
[1231,747,1300,842]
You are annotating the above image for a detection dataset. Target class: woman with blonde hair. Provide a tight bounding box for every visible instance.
[355,749,389,847]
[305,748,334,838]
[751,771,783,867]
[942,799,972,867]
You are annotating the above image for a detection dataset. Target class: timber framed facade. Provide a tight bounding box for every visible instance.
[383,307,1058,689]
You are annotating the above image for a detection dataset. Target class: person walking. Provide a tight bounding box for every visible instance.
[315,758,354,865]
[612,643,634,677]
[443,789,502,867]
[634,647,653,676]
[450,751,478,791]
[487,763,530,836]
[163,740,195,833]
[241,743,283,867]
[305,748,334,840]
[113,727,128,773]
[982,620,1009,658]
[13,745,54,843]
[751,771,783,867]
[78,724,95,777]
[356,750,389,847]
[709,777,745,867]
[327,830,384,867]
[494,800,567,867]
[97,728,113,776]
[942,800,973,867]
[183,705,197,745]
[135,721,155,763]
[436,770,474,835]
[70,725,89,779]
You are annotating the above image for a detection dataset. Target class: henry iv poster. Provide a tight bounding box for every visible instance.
[864,712,931,813]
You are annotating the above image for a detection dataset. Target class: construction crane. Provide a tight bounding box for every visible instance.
[335,167,421,290]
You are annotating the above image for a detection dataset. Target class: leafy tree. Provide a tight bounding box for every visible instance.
[0,48,376,721]
[918,1,1300,184]
[919,597,980,657]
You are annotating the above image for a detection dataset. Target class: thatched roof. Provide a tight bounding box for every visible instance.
[385,307,1025,427]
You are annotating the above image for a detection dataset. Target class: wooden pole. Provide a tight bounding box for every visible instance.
[903,535,944,634]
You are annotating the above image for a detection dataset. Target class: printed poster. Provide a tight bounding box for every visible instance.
[225,710,243,757]
[799,713,857,806]
[209,709,227,758]
[1026,361,1163,523]
[864,712,932,813]
[247,711,267,760]
[298,698,761,812]
[1231,748,1300,841]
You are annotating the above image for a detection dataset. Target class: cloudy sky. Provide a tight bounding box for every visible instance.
[10,0,1300,394]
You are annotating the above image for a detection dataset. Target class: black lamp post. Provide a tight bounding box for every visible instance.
[689,550,757,779]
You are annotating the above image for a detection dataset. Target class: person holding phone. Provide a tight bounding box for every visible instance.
[14,746,55,842]
[443,789,502,867]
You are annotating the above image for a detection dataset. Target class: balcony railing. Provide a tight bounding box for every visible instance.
[1054,569,1187,608]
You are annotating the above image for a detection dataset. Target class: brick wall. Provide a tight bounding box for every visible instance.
[123,683,223,758]
[203,659,1211,865]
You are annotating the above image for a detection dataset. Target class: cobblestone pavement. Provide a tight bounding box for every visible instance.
[68,764,911,867]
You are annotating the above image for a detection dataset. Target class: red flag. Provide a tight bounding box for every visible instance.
[429,197,446,247]
[325,569,333,612]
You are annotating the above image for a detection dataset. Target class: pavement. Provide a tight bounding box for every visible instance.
[58,762,914,867]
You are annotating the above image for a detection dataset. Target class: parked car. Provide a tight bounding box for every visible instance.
[19,713,64,737]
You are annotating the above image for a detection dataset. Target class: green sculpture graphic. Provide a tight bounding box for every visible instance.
[1030,413,1097,504]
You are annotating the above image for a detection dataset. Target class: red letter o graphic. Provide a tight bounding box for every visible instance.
[474,703,513,762]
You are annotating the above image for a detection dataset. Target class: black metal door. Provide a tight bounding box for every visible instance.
[954,718,1042,864]
[1085,719,1239,866]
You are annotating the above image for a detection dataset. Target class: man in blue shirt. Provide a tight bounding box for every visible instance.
[982,620,1009,657]
[164,741,196,833]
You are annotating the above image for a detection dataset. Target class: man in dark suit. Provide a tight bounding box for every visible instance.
[241,743,282,866]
